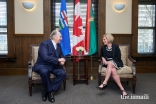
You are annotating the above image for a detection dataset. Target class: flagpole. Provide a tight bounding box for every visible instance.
[89,56,96,80]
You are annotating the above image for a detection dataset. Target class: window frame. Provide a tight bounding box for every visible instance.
[0,0,16,61]
[138,0,156,55]
[0,0,8,56]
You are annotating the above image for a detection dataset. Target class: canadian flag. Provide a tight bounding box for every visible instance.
[72,0,85,56]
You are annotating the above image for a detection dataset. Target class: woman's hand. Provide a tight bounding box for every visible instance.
[104,61,108,65]
[102,57,108,65]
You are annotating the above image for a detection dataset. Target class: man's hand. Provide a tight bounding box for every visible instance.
[58,58,66,65]
[58,58,65,62]
[60,61,65,65]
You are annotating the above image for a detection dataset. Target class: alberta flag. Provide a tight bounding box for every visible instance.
[85,0,97,55]
[59,0,71,56]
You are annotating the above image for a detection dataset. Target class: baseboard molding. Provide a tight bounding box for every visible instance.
[0,68,27,76]
[136,66,156,73]
[0,67,99,76]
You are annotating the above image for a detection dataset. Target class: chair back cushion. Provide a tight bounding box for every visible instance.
[119,45,128,65]
[31,45,56,79]
[32,46,39,66]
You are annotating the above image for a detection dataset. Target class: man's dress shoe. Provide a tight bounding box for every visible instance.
[48,92,55,103]
[42,91,47,101]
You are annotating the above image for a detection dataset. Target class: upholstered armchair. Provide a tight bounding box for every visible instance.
[28,44,66,96]
[98,44,136,94]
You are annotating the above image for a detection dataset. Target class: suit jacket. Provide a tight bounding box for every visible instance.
[100,44,123,67]
[33,39,65,72]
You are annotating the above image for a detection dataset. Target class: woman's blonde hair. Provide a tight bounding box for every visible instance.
[103,33,114,43]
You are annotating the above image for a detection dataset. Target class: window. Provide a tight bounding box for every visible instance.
[52,0,97,51]
[138,0,156,54]
[0,0,7,55]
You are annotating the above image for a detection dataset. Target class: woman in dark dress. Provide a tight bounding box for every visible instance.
[96,33,127,96]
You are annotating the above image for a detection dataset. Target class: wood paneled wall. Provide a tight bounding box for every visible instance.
[0,0,156,76]
[0,0,51,75]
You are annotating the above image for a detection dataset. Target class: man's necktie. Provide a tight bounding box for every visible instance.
[55,44,57,50]
[55,44,59,57]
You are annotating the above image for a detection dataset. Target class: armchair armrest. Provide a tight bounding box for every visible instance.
[28,64,32,80]
[98,59,103,73]
[28,59,32,65]
[28,57,33,80]
[128,55,136,63]
[128,55,136,76]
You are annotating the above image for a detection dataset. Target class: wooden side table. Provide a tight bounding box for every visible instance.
[71,55,89,85]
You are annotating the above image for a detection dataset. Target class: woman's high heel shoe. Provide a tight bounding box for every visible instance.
[121,90,128,96]
[96,84,107,90]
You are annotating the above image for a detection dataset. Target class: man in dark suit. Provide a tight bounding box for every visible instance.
[33,30,66,103]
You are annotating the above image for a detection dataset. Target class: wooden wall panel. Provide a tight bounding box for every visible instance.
[43,0,51,40]
[98,0,106,55]
[132,0,139,56]
[7,0,15,57]
[14,37,43,68]
[0,0,50,75]
[135,57,156,73]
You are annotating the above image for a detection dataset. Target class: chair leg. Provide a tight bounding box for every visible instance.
[29,84,32,96]
[132,78,136,94]
[63,79,66,91]
[132,81,135,94]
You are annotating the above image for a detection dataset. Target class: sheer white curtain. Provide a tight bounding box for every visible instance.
[0,0,7,55]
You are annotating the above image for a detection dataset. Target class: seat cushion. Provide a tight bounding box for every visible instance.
[101,73,133,78]
[32,71,55,80]
[101,65,132,75]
